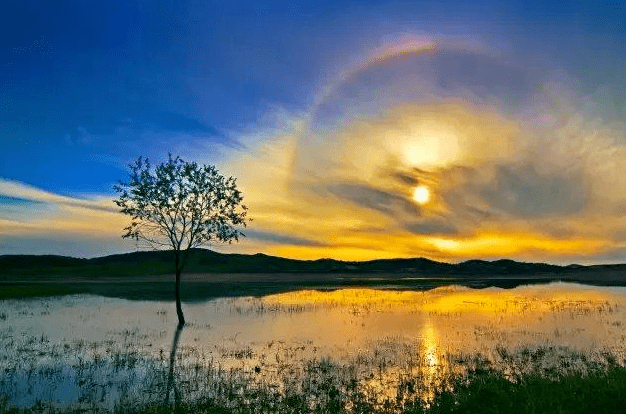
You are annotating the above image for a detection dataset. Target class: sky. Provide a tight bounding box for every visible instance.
[1,0,626,263]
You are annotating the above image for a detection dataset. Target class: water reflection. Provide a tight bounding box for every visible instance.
[164,324,184,408]
[422,321,438,372]
[420,321,441,402]
[1,282,626,411]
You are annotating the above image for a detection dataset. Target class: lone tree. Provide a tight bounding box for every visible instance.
[114,154,248,326]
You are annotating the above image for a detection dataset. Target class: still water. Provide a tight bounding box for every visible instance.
[1,282,625,411]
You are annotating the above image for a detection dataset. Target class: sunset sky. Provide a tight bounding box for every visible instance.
[1,1,625,263]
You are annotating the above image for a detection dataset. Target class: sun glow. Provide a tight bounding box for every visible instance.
[413,185,430,204]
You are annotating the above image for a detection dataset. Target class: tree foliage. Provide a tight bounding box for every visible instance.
[114,154,248,255]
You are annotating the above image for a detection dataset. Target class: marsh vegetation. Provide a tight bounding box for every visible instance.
[1,283,626,412]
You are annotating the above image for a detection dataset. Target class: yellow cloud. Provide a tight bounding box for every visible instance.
[0,179,128,245]
[219,88,626,263]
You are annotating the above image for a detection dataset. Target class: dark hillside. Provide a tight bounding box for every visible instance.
[2,249,626,283]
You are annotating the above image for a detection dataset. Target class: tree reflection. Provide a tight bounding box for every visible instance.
[164,323,184,407]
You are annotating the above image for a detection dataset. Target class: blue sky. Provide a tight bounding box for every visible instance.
[1,0,626,262]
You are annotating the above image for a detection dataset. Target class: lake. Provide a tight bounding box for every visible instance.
[1,282,625,412]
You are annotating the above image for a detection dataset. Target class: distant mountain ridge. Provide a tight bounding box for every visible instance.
[1,248,622,278]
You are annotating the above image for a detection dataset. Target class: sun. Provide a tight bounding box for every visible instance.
[413,185,430,204]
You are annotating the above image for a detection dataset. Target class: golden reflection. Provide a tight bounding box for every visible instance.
[420,320,443,403]
[258,285,622,407]
[422,321,439,370]
[262,285,616,318]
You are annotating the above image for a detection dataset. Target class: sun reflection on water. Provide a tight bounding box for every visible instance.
[422,321,438,370]
[2,283,626,411]
[258,284,625,406]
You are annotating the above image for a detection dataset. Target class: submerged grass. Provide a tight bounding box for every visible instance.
[3,366,624,413]
[2,355,626,414]
[3,285,626,413]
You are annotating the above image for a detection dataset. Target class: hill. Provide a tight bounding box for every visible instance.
[0,248,621,279]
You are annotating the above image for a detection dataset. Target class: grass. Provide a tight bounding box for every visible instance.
[3,284,626,413]
[3,366,623,413]
[115,366,626,413]
[2,350,625,414]
[415,365,626,414]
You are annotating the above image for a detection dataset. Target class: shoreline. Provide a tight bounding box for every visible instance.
[2,270,626,301]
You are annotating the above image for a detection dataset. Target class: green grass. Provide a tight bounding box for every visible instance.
[414,365,626,414]
[134,366,626,413]
[4,366,624,414]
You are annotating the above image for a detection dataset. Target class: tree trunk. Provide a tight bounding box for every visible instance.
[174,254,185,326]
[175,269,185,325]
